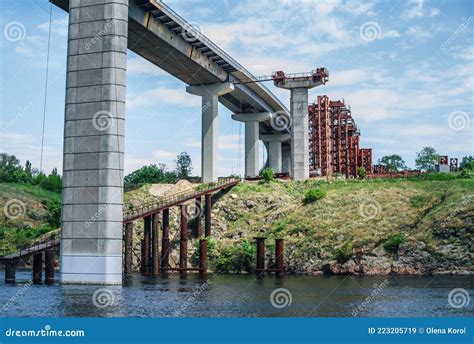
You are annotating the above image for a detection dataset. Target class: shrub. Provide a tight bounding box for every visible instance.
[334,242,352,264]
[457,170,471,179]
[261,168,274,183]
[213,240,256,273]
[424,173,456,181]
[383,233,405,254]
[358,166,366,179]
[46,199,62,228]
[303,188,326,204]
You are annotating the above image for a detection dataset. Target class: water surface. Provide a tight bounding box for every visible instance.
[1,270,472,317]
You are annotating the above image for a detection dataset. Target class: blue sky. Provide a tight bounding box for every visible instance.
[0,0,473,176]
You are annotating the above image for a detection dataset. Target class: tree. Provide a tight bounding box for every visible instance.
[0,153,23,182]
[175,152,192,179]
[459,156,474,171]
[415,147,439,172]
[378,154,407,172]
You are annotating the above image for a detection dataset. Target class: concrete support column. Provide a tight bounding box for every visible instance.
[261,134,290,174]
[186,83,234,183]
[124,222,133,277]
[161,209,170,270]
[232,112,271,178]
[152,213,160,275]
[45,250,55,285]
[33,253,43,284]
[60,0,129,284]
[282,145,291,174]
[290,88,310,180]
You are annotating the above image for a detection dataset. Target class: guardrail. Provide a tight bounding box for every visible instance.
[0,237,60,261]
[123,177,239,222]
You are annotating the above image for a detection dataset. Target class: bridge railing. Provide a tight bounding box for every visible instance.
[123,177,239,221]
[0,236,60,260]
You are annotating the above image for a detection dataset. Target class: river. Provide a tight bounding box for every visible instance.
[0,270,472,317]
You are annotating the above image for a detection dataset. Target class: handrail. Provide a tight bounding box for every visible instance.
[123,177,239,221]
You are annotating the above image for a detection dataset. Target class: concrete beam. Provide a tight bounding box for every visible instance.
[186,83,234,183]
[232,112,271,178]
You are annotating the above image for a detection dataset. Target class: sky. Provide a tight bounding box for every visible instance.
[0,0,473,177]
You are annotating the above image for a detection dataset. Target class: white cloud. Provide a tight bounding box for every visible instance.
[127,57,168,77]
[402,0,425,19]
[126,86,200,109]
[37,17,69,36]
[330,69,369,86]
[406,25,432,39]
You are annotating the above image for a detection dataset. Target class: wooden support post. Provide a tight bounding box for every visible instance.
[143,215,152,275]
[195,196,202,238]
[45,249,55,284]
[124,222,133,277]
[256,237,266,275]
[152,213,160,275]
[205,193,212,237]
[5,261,16,284]
[140,239,145,274]
[180,204,188,273]
[161,208,170,270]
[199,239,208,274]
[275,239,284,276]
[32,253,43,284]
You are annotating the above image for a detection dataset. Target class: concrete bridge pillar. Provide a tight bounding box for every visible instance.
[232,112,271,178]
[60,0,129,284]
[186,83,234,183]
[282,145,291,174]
[261,134,290,173]
[273,72,328,180]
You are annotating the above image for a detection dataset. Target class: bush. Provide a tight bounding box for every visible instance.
[303,188,326,204]
[424,173,456,181]
[334,242,352,264]
[261,168,274,183]
[46,199,61,228]
[383,233,405,254]
[457,170,471,179]
[213,240,256,273]
[358,166,366,179]
[191,237,216,267]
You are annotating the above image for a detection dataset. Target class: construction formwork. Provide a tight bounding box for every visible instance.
[308,96,370,178]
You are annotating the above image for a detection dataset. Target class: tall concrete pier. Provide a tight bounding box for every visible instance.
[60,0,129,284]
[273,70,328,180]
[261,134,290,173]
[187,83,234,183]
[232,112,271,178]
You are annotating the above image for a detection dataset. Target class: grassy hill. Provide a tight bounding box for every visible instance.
[1,173,472,274]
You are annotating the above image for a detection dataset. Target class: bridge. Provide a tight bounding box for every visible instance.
[1,178,239,284]
[27,0,329,284]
